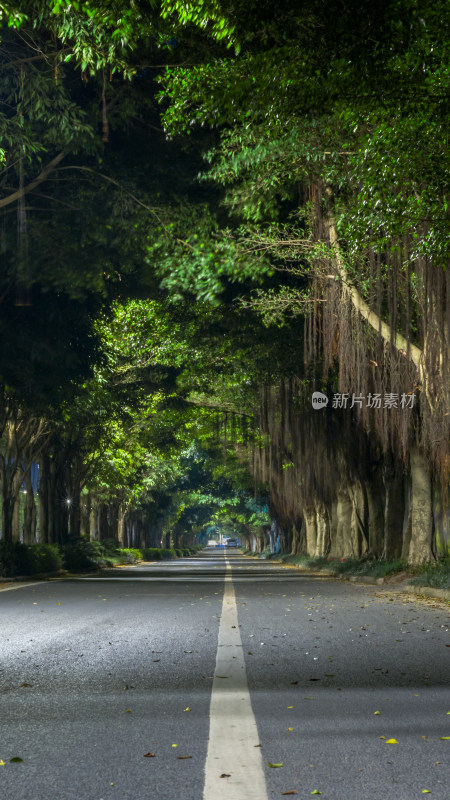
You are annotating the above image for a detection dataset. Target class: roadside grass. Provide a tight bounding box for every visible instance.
[244,549,409,579]
[410,558,450,591]
[332,558,408,578]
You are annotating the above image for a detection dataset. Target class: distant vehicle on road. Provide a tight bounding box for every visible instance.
[207,539,218,546]
[224,538,238,547]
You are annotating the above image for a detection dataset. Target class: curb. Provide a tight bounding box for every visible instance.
[348,575,386,585]
[0,570,68,583]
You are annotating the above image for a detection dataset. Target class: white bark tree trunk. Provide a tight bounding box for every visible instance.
[408,447,434,565]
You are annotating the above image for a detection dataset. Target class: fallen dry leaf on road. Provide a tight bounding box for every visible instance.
[144,753,155,757]
[281,792,297,795]
[177,756,192,760]
[10,757,23,763]
[220,773,231,778]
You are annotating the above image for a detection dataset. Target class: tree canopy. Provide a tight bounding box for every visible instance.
[0,0,448,562]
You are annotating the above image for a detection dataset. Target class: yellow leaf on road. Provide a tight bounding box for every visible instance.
[0,760,5,766]
[268,763,283,768]
[374,711,381,715]
[184,707,190,712]
[439,736,450,740]
[386,739,398,744]
[172,744,178,748]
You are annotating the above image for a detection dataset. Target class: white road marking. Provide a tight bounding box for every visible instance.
[203,558,268,800]
[0,581,44,592]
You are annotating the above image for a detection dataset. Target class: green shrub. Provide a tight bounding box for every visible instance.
[101,538,121,556]
[103,556,122,567]
[174,548,183,557]
[34,544,63,573]
[160,548,176,560]
[182,548,192,556]
[0,542,62,576]
[141,547,163,561]
[62,539,107,571]
[118,548,142,564]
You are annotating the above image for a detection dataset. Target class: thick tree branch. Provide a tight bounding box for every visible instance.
[323,186,423,369]
[2,50,68,68]
[0,150,67,209]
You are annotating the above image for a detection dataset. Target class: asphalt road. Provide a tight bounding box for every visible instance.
[1,550,449,800]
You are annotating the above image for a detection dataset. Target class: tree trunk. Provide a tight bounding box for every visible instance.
[303,506,317,556]
[38,455,49,543]
[383,453,405,559]
[334,489,354,558]
[366,472,385,558]
[328,501,338,558]
[291,520,305,555]
[80,493,91,538]
[23,470,37,544]
[47,459,58,544]
[408,447,434,565]
[315,501,331,556]
[11,471,22,542]
[348,481,369,557]
[118,505,127,547]
[98,504,109,541]
[1,496,15,543]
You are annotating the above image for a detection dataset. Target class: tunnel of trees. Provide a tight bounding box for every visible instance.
[0,0,448,566]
